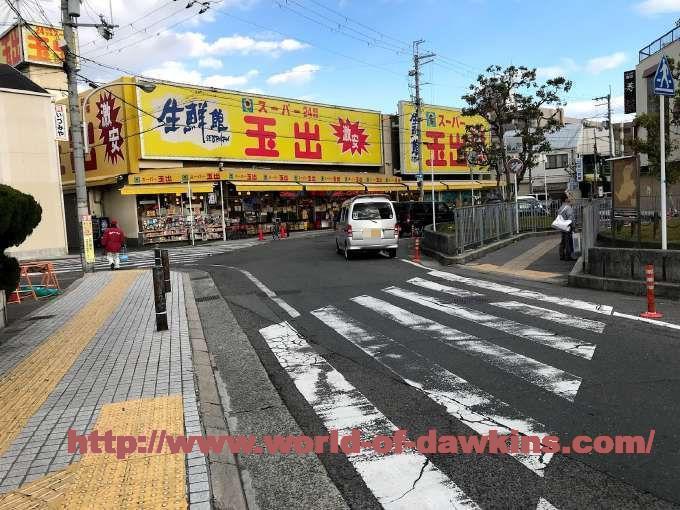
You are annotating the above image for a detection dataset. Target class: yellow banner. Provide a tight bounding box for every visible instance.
[22,24,65,66]
[0,25,22,66]
[82,217,96,263]
[60,80,140,185]
[138,83,383,166]
[398,101,490,174]
[128,168,400,185]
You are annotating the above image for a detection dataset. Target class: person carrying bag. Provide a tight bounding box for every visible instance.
[552,193,576,261]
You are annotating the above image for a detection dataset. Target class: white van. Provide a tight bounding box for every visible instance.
[335,195,398,260]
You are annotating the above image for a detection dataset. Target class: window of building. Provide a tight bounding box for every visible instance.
[546,153,569,169]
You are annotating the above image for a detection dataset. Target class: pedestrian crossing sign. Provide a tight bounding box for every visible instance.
[653,55,675,96]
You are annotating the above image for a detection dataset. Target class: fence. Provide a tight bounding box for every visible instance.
[441,198,610,256]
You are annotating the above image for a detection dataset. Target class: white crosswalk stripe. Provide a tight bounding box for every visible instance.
[48,240,261,274]
[259,321,481,510]
[407,277,484,298]
[351,295,582,401]
[428,270,613,316]
[387,286,597,360]
[490,301,606,334]
[311,305,554,476]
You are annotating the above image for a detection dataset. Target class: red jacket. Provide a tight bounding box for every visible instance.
[101,226,125,253]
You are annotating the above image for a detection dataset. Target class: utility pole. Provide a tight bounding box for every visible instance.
[593,91,614,158]
[409,40,435,201]
[593,129,600,198]
[61,0,92,273]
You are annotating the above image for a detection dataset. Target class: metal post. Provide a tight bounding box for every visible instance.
[187,178,195,246]
[161,249,171,293]
[219,180,226,241]
[514,171,519,233]
[152,266,168,331]
[660,94,668,250]
[154,246,162,267]
[430,148,436,231]
[61,0,93,273]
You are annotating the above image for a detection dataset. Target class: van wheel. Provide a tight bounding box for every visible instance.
[388,248,397,258]
[344,243,352,261]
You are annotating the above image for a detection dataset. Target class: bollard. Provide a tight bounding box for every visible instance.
[154,246,162,267]
[280,224,287,239]
[161,249,171,293]
[413,236,421,263]
[258,225,265,241]
[153,266,168,331]
[640,264,664,319]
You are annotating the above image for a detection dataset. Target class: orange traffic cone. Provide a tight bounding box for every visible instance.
[640,264,663,319]
[258,225,265,241]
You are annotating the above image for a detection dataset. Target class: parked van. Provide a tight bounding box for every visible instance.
[335,195,398,260]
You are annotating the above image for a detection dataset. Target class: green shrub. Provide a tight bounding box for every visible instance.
[0,184,42,292]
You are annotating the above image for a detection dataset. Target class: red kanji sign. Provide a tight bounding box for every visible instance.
[293,121,322,160]
[244,115,279,157]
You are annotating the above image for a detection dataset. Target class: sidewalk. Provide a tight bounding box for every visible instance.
[0,269,241,509]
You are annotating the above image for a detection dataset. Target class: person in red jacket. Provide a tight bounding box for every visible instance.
[101,220,126,270]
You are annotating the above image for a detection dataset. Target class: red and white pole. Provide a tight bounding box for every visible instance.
[413,236,421,263]
[640,264,663,319]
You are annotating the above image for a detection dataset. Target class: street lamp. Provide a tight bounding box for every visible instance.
[82,79,156,152]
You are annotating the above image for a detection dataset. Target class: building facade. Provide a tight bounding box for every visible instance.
[0,64,68,259]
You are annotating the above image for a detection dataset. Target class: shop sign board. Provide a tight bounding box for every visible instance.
[54,104,68,141]
[398,101,490,175]
[81,215,96,264]
[60,81,139,185]
[610,156,640,219]
[0,23,67,67]
[137,83,383,166]
[128,169,401,185]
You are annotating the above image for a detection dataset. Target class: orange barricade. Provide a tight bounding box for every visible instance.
[8,261,61,304]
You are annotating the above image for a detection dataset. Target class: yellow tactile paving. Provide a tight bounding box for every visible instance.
[0,271,141,457]
[0,466,77,510]
[0,396,188,510]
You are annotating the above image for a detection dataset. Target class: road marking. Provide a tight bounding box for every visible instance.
[501,237,560,270]
[536,497,559,510]
[491,301,606,334]
[389,287,596,360]
[408,277,484,298]
[259,322,480,510]
[311,306,553,476]
[223,267,300,318]
[351,295,581,401]
[611,311,680,331]
[428,270,613,316]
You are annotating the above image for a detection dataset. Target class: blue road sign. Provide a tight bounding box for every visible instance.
[654,55,675,96]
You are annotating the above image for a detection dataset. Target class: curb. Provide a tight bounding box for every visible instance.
[183,273,250,510]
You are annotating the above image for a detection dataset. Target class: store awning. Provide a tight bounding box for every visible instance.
[402,181,448,191]
[120,183,216,195]
[364,183,407,192]
[229,181,303,192]
[442,181,483,191]
[302,182,365,191]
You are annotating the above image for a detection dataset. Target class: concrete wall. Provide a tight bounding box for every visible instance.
[101,189,139,241]
[587,247,680,283]
[0,88,68,260]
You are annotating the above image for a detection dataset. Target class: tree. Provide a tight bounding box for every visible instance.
[0,185,42,292]
[461,65,572,197]
[630,112,680,184]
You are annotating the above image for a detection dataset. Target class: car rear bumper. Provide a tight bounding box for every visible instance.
[347,239,398,250]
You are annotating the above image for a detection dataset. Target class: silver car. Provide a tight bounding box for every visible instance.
[335,195,398,260]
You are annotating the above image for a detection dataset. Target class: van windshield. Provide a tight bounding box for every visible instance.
[352,202,393,220]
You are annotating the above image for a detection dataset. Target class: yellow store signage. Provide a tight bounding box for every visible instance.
[138,83,383,166]
[398,101,490,175]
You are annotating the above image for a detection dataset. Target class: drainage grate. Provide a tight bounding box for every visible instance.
[190,275,210,281]
[26,315,56,321]
[195,295,221,303]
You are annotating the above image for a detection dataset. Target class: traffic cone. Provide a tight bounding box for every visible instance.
[258,225,265,241]
[640,264,663,318]
[412,236,421,263]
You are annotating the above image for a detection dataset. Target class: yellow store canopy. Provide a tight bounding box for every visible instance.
[120,183,216,195]
[402,181,448,191]
[442,181,483,190]
[364,183,407,192]
[302,182,365,191]
[229,181,303,192]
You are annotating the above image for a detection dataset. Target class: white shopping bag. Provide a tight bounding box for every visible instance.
[571,232,581,256]
[551,214,572,232]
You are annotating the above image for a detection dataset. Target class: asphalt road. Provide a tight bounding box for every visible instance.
[199,233,679,509]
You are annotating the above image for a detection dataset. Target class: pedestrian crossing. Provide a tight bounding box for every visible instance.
[48,239,262,274]
[258,270,611,509]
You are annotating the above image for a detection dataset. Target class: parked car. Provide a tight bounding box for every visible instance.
[392,201,456,237]
[335,195,398,260]
[517,195,548,214]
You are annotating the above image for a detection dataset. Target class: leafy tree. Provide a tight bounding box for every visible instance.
[630,112,680,184]
[0,185,42,292]
[462,65,572,196]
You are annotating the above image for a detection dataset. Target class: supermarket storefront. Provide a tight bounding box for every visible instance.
[120,168,404,245]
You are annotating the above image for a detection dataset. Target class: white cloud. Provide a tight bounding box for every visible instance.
[536,66,568,79]
[585,52,627,74]
[143,61,259,88]
[198,57,223,69]
[185,33,308,57]
[266,64,320,85]
[563,95,633,122]
[636,0,680,14]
